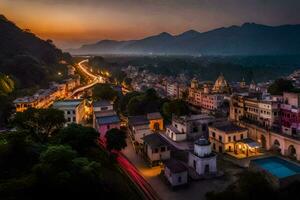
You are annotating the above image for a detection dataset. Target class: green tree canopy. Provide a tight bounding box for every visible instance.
[267,78,295,95]
[105,128,127,152]
[162,99,190,120]
[127,89,164,116]
[92,83,118,101]
[53,124,98,154]
[13,108,66,143]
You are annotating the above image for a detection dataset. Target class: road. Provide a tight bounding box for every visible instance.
[71,59,104,96]
[98,136,161,200]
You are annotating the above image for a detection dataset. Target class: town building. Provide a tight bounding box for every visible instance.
[166,114,215,141]
[188,138,217,175]
[147,112,164,131]
[128,115,152,144]
[208,122,254,155]
[142,133,171,166]
[92,100,120,141]
[188,76,230,111]
[53,99,86,125]
[94,111,120,141]
[164,159,188,187]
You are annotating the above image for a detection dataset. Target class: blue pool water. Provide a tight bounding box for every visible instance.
[252,157,300,179]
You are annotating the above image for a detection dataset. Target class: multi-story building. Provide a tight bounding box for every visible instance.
[188,75,230,111]
[230,94,280,129]
[53,99,86,125]
[128,115,152,144]
[230,92,300,160]
[166,114,215,141]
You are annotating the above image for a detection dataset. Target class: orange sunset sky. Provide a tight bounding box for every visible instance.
[1,0,300,49]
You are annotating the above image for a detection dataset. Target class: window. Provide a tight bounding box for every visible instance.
[161,146,166,152]
[178,176,182,183]
[240,134,244,139]
[219,135,222,142]
[202,124,207,131]
[73,117,76,122]
[73,110,75,114]
[154,148,159,153]
[233,136,236,141]
[67,117,71,122]
[67,111,70,114]
[174,124,178,128]
[228,136,231,142]
[212,132,216,138]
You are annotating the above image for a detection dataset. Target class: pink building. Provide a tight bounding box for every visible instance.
[94,113,120,142]
[280,92,300,136]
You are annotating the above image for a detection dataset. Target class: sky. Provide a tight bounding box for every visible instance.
[1,0,300,49]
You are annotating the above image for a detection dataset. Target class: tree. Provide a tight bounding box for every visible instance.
[13,108,65,143]
[105,128,127,152]
[268,79,295,95]
[92,83,118,101]
[53,124,98,154]
[127,89,163,116]
[0,94,13,127]
[162,100,190,120]
[118,91,141,115]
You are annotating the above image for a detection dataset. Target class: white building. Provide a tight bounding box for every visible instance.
[53,99,86,125]
[166,114,215,141]
[128,115,152,144]
[188,138,217,175]
[164,159,188,187]
[142,133,171,166]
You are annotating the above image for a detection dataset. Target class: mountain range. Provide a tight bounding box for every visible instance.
[0,15,72,89]
[70,23,300,55]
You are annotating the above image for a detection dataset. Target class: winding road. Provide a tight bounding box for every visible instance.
[71,59,104,96]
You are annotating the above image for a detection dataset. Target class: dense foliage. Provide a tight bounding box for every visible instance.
[13,108,66,143]
[267,78,297,95]
[0,116,141,199]
[92,83,118,101]
[105,128,127,152]
[206,171,300,200]
[90,55,300,83]
[162,100,190,121]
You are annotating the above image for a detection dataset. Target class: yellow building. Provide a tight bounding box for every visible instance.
[147,112,164,131]
[209,122,261,158]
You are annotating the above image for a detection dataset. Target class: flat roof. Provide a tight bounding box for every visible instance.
[211,122,247,134]
[165,159,187,173]
[147,112,162,120]
[96,115,120,125]
[93,100,112,107]
[53,99,83,107]
[128,115,149,126]
[143,133,170,148]
[166,125,181,134]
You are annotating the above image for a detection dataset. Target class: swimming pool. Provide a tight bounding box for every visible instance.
[251,157,300,179]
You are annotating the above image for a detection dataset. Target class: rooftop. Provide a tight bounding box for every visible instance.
[147,112,162,120]
[143,133,170,148]
[210,122,247,134]
[195,138,211,146]
[93,100,112,108]
[128,115,149,126]
[166,125,181,134]
[165,159,187,173]
[96,115,120,125]
[53,99,83,107]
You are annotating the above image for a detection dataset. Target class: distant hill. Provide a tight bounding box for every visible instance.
[0,15,72,89]
[71,23,300,55]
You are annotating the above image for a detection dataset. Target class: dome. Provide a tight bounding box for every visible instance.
[195,138,211,146]
[194,137,212,157]
[212,74,231,94]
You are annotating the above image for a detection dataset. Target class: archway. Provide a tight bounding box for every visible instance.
[272,139,281,154]
[288,145,297,159]
[154,122,160,131]
[260,135,266,149]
